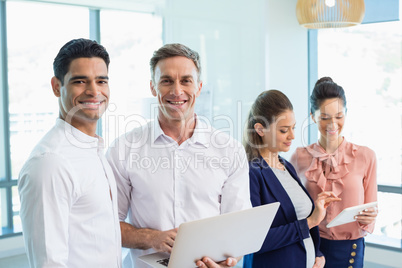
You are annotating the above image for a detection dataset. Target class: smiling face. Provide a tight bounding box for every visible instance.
[150,56,202,124]
[51,57,109,134]
[255,110,296,154]
[313,98,345,144]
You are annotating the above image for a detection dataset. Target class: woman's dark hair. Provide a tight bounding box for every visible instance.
[243,89,293,161]
[310,77,347,114]
[53,38,110,85]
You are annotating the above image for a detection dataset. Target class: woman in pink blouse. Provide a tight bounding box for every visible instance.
[290,77,378,268]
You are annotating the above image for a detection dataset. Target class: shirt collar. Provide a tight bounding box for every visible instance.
[189,117,210,146]
[56,118,102,150]
[152,119,165,143]
[151,115,210,147]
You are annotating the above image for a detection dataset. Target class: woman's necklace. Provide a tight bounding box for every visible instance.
[261,153,285,171]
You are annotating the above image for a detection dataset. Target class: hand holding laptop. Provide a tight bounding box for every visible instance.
[148,228,238,267]
[144,228,239,267]
[149,228,178,253]
[196,256,240,268]
[139,203,280,268]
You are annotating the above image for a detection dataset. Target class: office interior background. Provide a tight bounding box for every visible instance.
[0,0,400,267]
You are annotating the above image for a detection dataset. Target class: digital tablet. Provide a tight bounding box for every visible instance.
[326,201,378,228]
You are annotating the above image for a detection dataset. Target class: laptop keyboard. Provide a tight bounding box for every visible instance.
[157,258,170,267]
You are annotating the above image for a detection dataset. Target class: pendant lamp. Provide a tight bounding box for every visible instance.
[296,0,365,29]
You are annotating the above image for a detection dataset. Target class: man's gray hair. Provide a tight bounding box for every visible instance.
[150,43,201,82]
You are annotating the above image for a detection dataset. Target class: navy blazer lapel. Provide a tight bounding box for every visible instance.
[258,157,298,222]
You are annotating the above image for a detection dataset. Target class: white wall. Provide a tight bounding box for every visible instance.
[264,0,310,159]
[161,0,309,156]
[161,0,266,141]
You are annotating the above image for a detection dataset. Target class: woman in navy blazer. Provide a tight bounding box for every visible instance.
[242,90,340,268]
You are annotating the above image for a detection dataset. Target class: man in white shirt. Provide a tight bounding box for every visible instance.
[106,43,251,268]
[18,38,121,268]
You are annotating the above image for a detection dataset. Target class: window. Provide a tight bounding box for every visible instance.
[0,0,89,237]
[0,0,163,238]
[316,20,401,249]
[7,1,89,181]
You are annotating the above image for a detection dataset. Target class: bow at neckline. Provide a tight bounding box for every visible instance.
[304,139,358,196]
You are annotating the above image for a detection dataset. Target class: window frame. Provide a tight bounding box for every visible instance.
[0,2,102,239]
[307,0,402,251]
[0,0,17,239]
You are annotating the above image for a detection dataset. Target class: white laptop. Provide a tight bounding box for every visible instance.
[138,202,280,268]
[327,201,378,228]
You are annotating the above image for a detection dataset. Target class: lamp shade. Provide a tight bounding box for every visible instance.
[296,0,365,29]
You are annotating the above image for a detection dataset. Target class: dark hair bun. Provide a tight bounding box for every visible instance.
[310,76,347,114]
[315,76,333,87]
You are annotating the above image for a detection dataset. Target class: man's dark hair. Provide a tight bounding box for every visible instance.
[53,38,110,85]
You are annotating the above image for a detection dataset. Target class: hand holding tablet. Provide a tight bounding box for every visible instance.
[326,201,378,228]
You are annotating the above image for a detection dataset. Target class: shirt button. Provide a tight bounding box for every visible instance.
[348,266,353,268]
[351,251,356,257]
[352,243,357,249]
[349,258,355,264]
